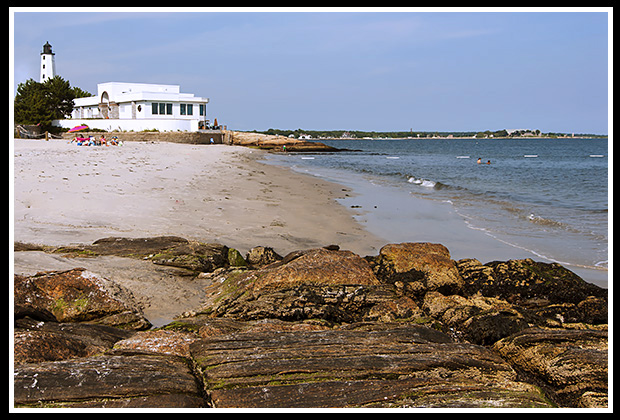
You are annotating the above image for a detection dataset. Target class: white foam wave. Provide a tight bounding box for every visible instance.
[407,177,436,188]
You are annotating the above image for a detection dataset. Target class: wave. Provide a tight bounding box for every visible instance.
[406,175,457,191]
[527,213,570,228]
[407,176,436,188]
[460,215,608,271]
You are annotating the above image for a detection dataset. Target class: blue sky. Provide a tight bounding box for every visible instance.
[11,8,610,134]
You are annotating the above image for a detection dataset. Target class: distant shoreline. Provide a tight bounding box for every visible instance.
[314,135,607,140]
[247,129,607,142]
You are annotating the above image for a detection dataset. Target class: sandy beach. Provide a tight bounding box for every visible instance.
[13,139,384,255]
[12,139,385,324]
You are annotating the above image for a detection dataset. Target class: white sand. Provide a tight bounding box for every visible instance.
[12,139,384,256]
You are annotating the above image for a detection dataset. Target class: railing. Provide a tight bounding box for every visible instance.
[15,125,62,139]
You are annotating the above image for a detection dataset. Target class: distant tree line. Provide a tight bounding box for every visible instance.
[252,128,606,139]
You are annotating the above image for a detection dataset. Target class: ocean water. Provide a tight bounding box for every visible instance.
[264,138,609,281]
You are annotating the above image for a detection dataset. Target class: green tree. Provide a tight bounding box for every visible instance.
[14,76,82,130]
[14,79,54,126]
[72,86,92,98]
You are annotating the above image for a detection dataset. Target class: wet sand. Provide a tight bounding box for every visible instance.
[269,162,608,288]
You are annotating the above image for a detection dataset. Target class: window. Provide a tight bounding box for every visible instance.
[152,103,173,115]
[200,104,205,116]
[180,104,194,116]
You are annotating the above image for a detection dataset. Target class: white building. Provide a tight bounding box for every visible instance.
[54,81,210,132]
[40,41,56,83]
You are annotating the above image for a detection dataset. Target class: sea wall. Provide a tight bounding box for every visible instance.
[61,130,229,144]
[60,130,339,151]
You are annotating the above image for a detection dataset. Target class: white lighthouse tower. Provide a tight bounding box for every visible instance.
[39,41,56,83]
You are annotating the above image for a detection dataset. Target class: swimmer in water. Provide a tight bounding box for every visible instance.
[477,158,482,164]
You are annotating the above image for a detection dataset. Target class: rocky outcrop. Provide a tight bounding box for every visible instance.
[26,236,247,274]
[14,350,206,408]
[14,317,134,365]
[245,246,283,267]
[49,236,190,257]
[191,323,552,408]
[14,268,150,330]
[228,131,341,152]
[199,247,388,322]
[13,238,608,408]
[368,242,464,296]
[421,291,533,345]
[457,258,607,323]
[493,328,608,408]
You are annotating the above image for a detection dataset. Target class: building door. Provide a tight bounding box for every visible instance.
[99,91,110,119]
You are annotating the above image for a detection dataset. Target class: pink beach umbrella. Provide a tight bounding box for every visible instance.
[68,125,89,133]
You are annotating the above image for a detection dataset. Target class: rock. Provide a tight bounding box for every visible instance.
[14,268,151,330]
[251,248,381,294]
[369,243,464,296]
[13,350,205,408]
[46,236,233,274]
[459,258,606,305]
[12,238,609,408]
[246,246,283,267]
[14,318,134,365]
[229,131,341,152]
[422,291,533,345]
[190,323,553,408]
[364,296,423,323]
[227,248,247,267]
[493,328,608,408]
[150,241,230,272]
[211,283,402,323]
[199,248,388,322]
[14,242,45,252]
[14,304,56,323]
[113,329,200,358]
[53,236,189,257]
[163,316,331,339]
[457,258,608,324]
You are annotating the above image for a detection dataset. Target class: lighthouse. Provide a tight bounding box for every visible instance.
[40,41,56,83]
